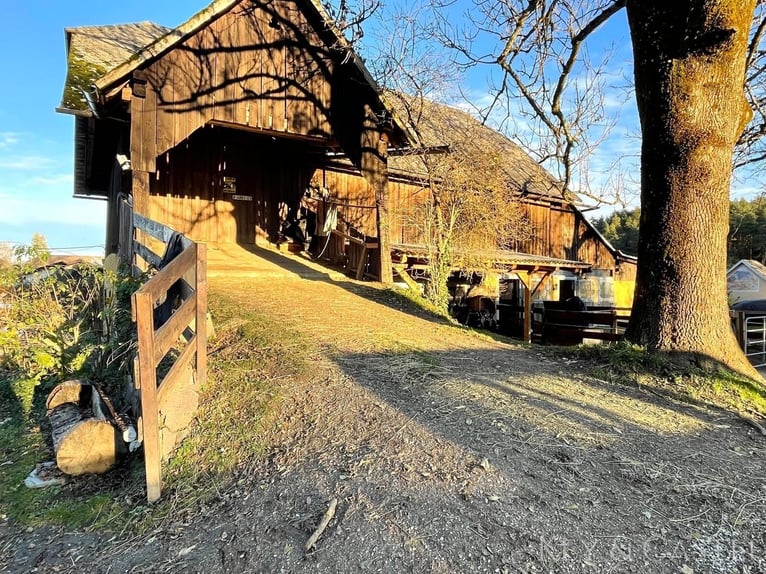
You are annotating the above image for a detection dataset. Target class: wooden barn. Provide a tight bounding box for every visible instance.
[57,0,636,340]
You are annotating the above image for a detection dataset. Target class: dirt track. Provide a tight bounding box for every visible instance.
[3,246,766,573]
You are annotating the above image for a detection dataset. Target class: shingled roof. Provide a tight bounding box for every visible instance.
[383,92,568,202]
[60,22,171,112]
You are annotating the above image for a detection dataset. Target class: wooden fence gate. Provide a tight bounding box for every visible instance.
[121,200,207,502]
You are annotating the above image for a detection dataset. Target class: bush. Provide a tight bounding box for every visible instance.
[0,241,140,408]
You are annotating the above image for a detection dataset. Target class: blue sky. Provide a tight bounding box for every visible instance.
[0,1,761,256]
[0,1,208,256]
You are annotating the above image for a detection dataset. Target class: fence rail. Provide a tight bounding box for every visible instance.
[731,312,766,369]
[121,200,207,502]
[533,307,629,345]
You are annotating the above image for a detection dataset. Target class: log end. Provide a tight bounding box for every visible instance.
[56,419,119,475]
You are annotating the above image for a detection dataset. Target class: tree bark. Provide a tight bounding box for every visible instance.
[625,0,759,376]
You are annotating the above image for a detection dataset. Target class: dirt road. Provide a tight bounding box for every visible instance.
[3,245,766,573]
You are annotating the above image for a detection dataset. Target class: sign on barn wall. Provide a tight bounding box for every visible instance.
[223,177,237,193]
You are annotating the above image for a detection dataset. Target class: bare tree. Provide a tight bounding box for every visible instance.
[430,0,628,205]
[736,6,766,170]
[370,2,534,308]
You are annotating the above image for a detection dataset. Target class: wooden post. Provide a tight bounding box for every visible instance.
[195,243,208,389]
[361,106,393,285]
[132,171,151,274]
[523,283,532,343]
[355,245,368,280]
[133,291,162,503]
[732,310,745,348]
[518,272,533,344]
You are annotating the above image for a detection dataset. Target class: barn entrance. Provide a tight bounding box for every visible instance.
[147,125,329,246]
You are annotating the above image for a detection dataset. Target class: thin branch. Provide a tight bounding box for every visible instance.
[747,14,766,69]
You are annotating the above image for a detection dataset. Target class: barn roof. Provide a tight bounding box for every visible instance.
[60,22,171,112]
[384,92,568,202]
[59,0,390,118]
[728,259,766,280]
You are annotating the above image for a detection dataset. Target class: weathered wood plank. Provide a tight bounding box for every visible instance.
[130,94,146,172]
[158,361,198,460]
[134,212,175,243]
[135,245,196,302]
[153,295,196,366]
[144,87,158,172]
[355,245,368,280]
[157,334,197,405]
[134,241,162,270]
[195,243,208,389]
[330,229,378,248]
[133,291,162,502]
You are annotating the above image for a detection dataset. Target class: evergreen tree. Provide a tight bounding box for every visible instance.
[593,208,640,256]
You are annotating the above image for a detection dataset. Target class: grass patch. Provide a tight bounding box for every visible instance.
[159,290,311,507]
[389,286,453,322]
[0,374,129,529]
[555,342,766,416]
[387,285,512,345]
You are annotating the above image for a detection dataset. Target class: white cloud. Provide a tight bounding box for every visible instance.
[0,132,21,149]
[0,155,56,170]
[0,187,105,227]
[731,183,763,201]
[33,174,74,186]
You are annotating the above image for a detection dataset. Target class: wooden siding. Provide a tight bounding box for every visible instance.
[131,0,337,174]
[146,126,315,243]
[311,167,377,238]
[509,202,622,272]
[389,178,428,245]
[307,167,630,276]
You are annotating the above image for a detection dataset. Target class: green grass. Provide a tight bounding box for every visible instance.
[558,342,766,417]
[387,285,511,344]
[0,374,127,529]
[390,286,454,322]
[157,290,311,509]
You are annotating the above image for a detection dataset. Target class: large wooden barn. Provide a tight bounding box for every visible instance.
[57,0,636,337]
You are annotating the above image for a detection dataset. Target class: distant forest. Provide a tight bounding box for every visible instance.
[592,196,766,265]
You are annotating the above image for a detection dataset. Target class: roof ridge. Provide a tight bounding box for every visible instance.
[66,21,171,33]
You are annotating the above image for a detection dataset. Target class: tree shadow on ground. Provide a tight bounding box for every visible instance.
[334,344,764,477]
[324,344,766,570]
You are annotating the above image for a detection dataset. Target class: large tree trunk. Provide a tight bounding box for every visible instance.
[625,0,758,376]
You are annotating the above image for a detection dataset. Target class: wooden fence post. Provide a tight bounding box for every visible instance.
[195,243,207,389]
[133,291,162,503]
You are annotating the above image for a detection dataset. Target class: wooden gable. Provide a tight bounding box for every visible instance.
[126,0,352,172]
[103,0,400,177]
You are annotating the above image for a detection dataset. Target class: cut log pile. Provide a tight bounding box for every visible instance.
[46,379,136,475]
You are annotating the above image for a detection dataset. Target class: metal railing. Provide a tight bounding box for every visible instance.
[743,315,766,368]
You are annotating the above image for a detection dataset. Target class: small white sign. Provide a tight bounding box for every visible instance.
[232,194,252,201]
